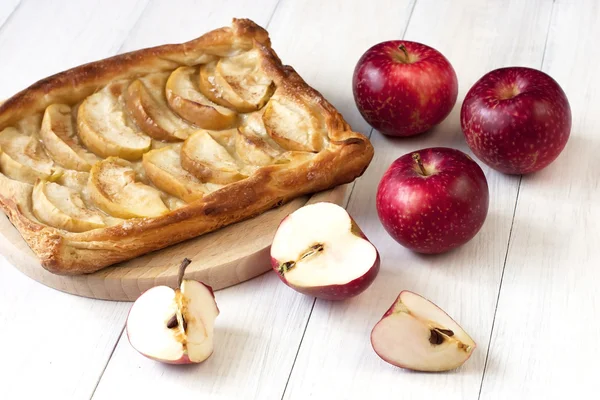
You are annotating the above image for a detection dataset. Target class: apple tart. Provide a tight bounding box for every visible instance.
[0,19,373,275]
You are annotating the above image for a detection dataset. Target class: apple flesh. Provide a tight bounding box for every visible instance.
[270,202,380,300]
[461,66,571,174]
[371,291,476,372]
[376,147,489,254]
[353,40,458,137]
[126,259,219,364]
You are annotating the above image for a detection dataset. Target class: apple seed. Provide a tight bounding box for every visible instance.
[429,327,455,345]
[166,314,178,329]
[166,313,187,331]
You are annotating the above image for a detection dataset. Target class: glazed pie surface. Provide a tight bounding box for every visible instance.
[0,19,373,275]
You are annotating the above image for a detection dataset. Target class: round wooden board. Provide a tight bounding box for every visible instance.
[0,185,347,301]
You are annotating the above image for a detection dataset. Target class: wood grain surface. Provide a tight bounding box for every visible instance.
[0,0,597,399]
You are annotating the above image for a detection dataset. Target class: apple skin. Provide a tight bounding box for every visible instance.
[125,281,218,365]
[270,216,380,301]
[461,67,571,174]
[353,40,458,137]
[376,147,489,254]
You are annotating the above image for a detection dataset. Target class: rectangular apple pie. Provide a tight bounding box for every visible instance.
[0,19,373,275]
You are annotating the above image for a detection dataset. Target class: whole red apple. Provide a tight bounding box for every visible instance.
[353,40,458,137]
[376,147,488,254]
[461,67,571,174]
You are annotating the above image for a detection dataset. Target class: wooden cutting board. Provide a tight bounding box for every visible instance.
[0,185,346,301]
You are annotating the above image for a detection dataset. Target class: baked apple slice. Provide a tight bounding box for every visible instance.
[165,67,237,130]
[263,94,325,152]
[32,179,106,232]
[235,127,281,166]
[78,82,152,161]
[197,51,274,113]
[0,127,57,184]
[88,157,169,219]
[40,104,99,171]
[217,49,274,109]
[181,130,246,184]
[125,73,195,142]
[143,144,211,203]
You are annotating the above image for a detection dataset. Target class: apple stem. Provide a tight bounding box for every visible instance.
[278,261,296,275]
[412,153,428,176]
[177,258,192,288]
[398,44,409,61]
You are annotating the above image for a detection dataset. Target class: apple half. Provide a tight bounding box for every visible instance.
[127,259,220,364]
[270,202,380,300]
[371,291,476,372]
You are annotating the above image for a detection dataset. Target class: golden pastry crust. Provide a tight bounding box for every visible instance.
[0,19,373,275]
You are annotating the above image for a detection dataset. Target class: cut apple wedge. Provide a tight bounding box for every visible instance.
[78,82,152,160]
[40,104,99,171]
[125,74,195,142]
[88,157,169,219]
[181,130,246,184]
[143,144,211,203]
[0,127,57,184]
[371,291,476,372]
[126,259,220,364]
[32,179,106,232]
[271,202,380,300]
[263,94,325,152]
[166,67,237,130]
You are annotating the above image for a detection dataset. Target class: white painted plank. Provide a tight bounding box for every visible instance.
[480,1,600,398]
[0,258,129,399]
[117,0,280,52]
[0,0,20,29]
[283,1,554,399]
[0,0,149,99]
[0,1,149,399]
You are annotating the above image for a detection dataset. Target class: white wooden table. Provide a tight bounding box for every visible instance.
[1,0,598,398]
